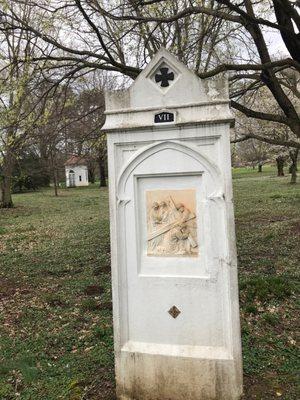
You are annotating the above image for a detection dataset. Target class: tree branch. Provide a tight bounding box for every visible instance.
[74,0,117,66]
[231,133,300,149]
[0,11,140,78]
[231,100,287,124]
[94,1,297,35]
[198,58,300,78]
[95,4,242,24]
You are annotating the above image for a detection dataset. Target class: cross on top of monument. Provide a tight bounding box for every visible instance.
[155,67,174,87]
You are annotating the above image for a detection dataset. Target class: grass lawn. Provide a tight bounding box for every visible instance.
[0,167,299,400]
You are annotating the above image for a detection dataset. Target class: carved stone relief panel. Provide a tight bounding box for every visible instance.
[146,189,198,257]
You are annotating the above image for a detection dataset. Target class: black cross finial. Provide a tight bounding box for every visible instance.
[155,67,174,87]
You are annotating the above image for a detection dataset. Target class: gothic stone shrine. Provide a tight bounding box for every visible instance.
[102,48,243,400]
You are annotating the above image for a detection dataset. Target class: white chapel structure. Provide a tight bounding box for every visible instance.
[65,155,89,187]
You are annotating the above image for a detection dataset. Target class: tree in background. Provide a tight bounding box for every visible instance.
[12,149,51,192]
[1,0,299,148]
[233,80,299,182]
[32,79,106,196]
[96,134,108,188]
[275,153,287,177]
[1,1,299,196]
[235,139,271,171]
[0,3,53,207]
[63,81,107,187]
[289,148,299,184]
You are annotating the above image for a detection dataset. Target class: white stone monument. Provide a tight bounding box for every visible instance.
[103,48,243,400]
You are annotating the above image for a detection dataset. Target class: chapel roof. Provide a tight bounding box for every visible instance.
[64,155,87,166]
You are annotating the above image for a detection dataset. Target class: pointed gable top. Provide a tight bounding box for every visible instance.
[103,48,233,131]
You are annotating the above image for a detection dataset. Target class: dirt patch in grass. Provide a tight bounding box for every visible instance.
[82,368,116,400]
[290,220,300,234]
[84,285,104,296]
[0,278,30,300]
[0,278,18,299]
[243,373,295,399]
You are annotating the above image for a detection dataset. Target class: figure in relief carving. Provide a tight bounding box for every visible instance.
[147,190,198,257]
[148,202,164,251]
[159,201,169,223]
[150,202,162,227]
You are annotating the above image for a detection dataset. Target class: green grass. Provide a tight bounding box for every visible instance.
[0,186,114,400]
[0,168,299,399]
[233,167,299,399]
[232,164,277,179]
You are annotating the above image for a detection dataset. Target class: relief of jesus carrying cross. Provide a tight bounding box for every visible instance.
[147,193,198,257]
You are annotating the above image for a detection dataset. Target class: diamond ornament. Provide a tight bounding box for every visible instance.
[168,305,181,319]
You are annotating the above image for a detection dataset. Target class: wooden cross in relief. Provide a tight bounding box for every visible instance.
[155,67,175,87]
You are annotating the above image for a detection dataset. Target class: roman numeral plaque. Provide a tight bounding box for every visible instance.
[154,111,174,123]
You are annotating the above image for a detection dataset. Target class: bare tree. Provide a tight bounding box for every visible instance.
[289,148,299,184]
[34,78,106,195]
[236,138,270,170]
[275,153,287,177]
[233,80,299,182]
[0,3,53,207]
[1,1,298,146]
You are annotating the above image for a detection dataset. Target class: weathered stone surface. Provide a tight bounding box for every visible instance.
[102,48,243,400]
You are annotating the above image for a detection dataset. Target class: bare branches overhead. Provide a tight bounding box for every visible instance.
[0,0,299,146]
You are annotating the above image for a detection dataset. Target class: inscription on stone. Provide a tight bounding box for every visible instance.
[146,189,198,257]
[154,111,174,123]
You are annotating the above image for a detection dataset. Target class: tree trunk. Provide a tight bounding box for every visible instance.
[50,150,59,196]
[276,156,285,176]
[258,163,263,173]
[289,149,298,184]
[89,167,95,184]
[0,152,14,208]
[99,158,107,187]
[53,168,59,196]
[273,0,300,64]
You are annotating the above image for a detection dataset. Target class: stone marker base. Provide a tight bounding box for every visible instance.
[116,353,243,400]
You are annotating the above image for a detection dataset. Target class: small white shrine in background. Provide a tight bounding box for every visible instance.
[65,155,89,187]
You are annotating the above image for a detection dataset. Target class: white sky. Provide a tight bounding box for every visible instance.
[266,30,289,57]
